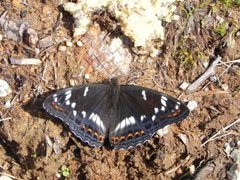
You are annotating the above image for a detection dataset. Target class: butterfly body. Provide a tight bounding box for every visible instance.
[43,83,190,150]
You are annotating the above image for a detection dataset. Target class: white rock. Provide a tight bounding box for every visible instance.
[84,74,90,80]
[0,79,12,97]
[222,84,229,91]
[76,41,83,47]
[187,100,198,111]
[4,100,11,108]
[58,45,67,52]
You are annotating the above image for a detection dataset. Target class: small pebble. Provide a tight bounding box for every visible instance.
[84,74,90,80]
[179,82,189,90]
[0,33,3,42]
[76,41,83,47]
[58,45,67,52]
[221,84,229,91]
[203,61,209,68]
[69,79,76,87]
[0,79,12,97]
[189,164,195,175]
[4,100,11,108]
[38,36,54,48]
[210,74,219,83]
[66,40,73,47]
[55,173,61,178]
[187,100,198,111]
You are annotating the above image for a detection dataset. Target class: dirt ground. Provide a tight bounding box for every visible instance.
[0,0,240,180]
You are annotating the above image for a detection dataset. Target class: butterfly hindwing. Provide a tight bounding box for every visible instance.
[43,84,111,147]
[44,83,190,149]
[109,85,190,149]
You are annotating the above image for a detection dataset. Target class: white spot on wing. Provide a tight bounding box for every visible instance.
[81,111,86,118]
[125,118,131,127]
[83,87,89,97]
[53,94,57,97]
[66,100,70,105]
[95,116,101,127]
[71,102,76,108]
[140,115,146,121]
[120,119,126,129]
[129,116,136,124]
[89,113,105,131]
[142,90,147,101]
[73,110,77,116]
[152,115,156,121]
[161,96,168,101]
[161,106,166,111]
[175,104,179,110]
[65,90,71,95]
[54,97,58,102]
[65,93,71,101]
[114,116,136,132]
[177,101,181,105]
[154,107,159,114]
[114,123,121,132]
[100,120,105,131]
[92,114,97,122]
[161,99,167,107]
[89,113,95,119]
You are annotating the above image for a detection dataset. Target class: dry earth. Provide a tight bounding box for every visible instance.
[0,0,240,180]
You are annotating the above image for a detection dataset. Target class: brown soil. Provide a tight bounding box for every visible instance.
[0,1,240,180]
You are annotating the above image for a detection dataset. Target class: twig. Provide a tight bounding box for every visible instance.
[201,118,240,146]
[187,56,222,92]
[218,58,240,65]
[9,57,42,65]
[0,117,12,122]
[201,58,237,91]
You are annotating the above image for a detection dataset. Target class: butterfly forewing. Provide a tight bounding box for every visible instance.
[43,83,190,150]
[43,84,111,147]
[109,85,190,149]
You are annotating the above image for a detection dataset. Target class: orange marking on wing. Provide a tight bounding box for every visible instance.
[111,136,117,144]
[93,132,98,139]
[167,109,181,117]
[98,135,104,142]
[120,136,126,142]
[134,131,141,138]
[87,128,93,135]
[127,133,133,139]
[51,102,64,112]
[80,125,86,132]
[140,130,145,135]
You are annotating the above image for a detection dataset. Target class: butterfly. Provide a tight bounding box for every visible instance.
[43,82,190,150]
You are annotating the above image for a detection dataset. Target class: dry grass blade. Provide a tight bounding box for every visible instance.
[9,57,42,65]
[0,117,12,122]
[201,118,240,146]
